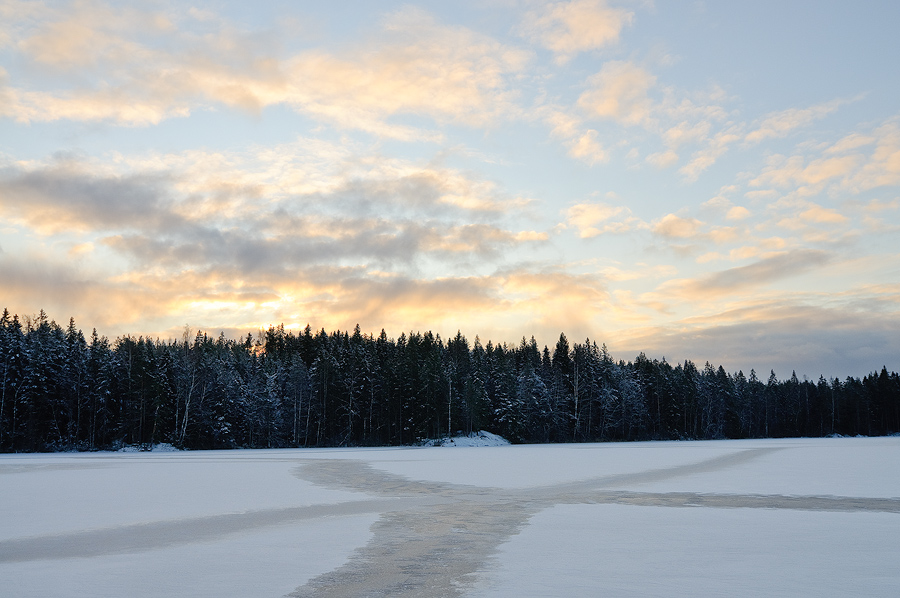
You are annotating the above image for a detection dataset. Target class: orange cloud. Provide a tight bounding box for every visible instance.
[653,214,703,239]
[726,206,751,220]
[578,61,656,127]
[520,0,633,62]
[799,205,848,224]
[136,265,615,350]
[751,154,858,190]
[849,122,900,190]
[3,4,530,137]
[566,202,643,237]
[568,129,608,164]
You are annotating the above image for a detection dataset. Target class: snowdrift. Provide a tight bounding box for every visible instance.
[433,430,510,447]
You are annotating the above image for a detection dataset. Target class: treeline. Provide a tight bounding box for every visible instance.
[1,309,898,452]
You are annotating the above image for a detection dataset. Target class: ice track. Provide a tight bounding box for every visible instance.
[2,437,899,597]
[289,448,900,597]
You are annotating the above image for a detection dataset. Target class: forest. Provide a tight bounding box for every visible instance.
[0,309,898,452]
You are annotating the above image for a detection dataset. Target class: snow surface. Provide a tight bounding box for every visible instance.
[0,451,362,541]
[335,441,743,489]
[469,504,900,598]
[630,436,900,498]
[1,437,898,597]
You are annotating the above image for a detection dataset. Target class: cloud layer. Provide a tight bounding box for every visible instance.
[1,1,898,378]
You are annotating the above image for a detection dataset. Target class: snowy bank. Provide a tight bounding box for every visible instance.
[427,430,510,447]
[117,442,181,453]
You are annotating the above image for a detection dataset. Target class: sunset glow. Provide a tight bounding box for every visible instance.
[1,0,898,377]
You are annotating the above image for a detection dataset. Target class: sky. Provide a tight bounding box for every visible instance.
[1,0,899,379]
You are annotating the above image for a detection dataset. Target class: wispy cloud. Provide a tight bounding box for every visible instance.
[1,0,898,378]
[520,0,633,63]
[678,128,742,182]
[846,121,900,191]
[745,98,854,144]
[2,4,530,138]
[557,58,741,174]
[567,129,609,164]
[565,202,645,237]
[751,154,860,189]
[655,250,833,301]
[614,297,900,378]
[578,61,656,127]
[652,214,703,239]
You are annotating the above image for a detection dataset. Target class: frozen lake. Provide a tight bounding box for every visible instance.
[2,437,899,597]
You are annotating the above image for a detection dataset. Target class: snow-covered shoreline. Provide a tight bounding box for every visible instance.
[2,436,899,597]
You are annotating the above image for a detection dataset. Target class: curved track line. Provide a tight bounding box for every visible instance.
[289,448,900,597]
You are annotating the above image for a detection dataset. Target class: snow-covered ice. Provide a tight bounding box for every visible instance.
[470,503,899,598]
[1,437,898,597]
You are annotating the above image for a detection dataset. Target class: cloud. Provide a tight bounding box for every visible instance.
[520,0,633,62]
[0,162,178,234]
[2,1,285,124]
[495,266,611,338]
[652,214,703,239]
[527,15,736,173]
[567,129,608,164]
[1,1,284,125]
[861,198,899,213]
[696,237,788,264]
[0,251,180,331]
[577,79,736,174]
[700,249,832,292]
[751,154,859,191]
[646,149,679,168]
[769,200,856,241]
[847,122,900,191]
[613,299,900,379]
[545,109,582,139]
[662,119,713,149]
[101,220,451,276]
[578,61,656,127]
[565,202,644,237]
[678,129,742,181]
[345,266,612,350]
[0,139,529,233]
[799,205,848,224]
[298,271,505,334]
[10,1,168,69]
[825,133,876,155]
[515,230,550,241]
[0,86,194,126]
[542,108,610,166]
[570,89,857,182]
[0,158,567,342]
[648,212,743,248]
[609,284,900,380]
[2,4,530,137]
[745,98,851,144]
[726,206,751,220]
[657,250,832,300]
[744,190,778,200]
[0,141,554,337]
[3,0,898,381]
[3,254,615,352]
[282,9,531,135]
[732,119,900,208]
